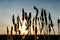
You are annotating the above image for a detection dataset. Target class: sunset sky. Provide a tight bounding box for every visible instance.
[0,0,60,35]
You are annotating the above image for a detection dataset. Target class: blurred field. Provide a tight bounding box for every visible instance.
[0,35,59,40]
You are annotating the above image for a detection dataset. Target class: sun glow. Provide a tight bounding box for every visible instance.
[20,19,28,35]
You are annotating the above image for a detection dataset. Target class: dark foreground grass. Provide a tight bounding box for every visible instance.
[0,35,59,40]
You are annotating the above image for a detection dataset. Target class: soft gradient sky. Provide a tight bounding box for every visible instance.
[0,0,60,35]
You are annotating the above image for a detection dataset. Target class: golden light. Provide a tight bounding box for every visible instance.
[20,19,28,35]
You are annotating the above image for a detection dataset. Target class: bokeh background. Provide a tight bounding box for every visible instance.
[0,0,60,35]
